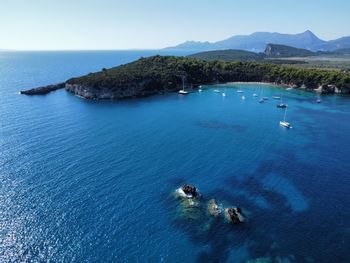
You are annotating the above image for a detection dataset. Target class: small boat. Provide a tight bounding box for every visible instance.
[241,96,245,100]
[277,96,287,108]
[263,97,269,100]
[237,90,244,93]
[316,99,322,103]
[198,89,202,92]
[280,108,292,128]
[286,87,293,91]
[277,103,288,108]
[273,96,281,99]
[253,93,258,97]
[222,92,226,97]
[259,98,264,103]
[179,90,189,95]
[178,76,189,95]
[214,89,220,93]
[280,121,292,128]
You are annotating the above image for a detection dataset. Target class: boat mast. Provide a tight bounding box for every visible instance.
[283,107,287,122]
[182,76,185,91]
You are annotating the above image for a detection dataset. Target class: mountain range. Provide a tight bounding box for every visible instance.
[166,30,350,52]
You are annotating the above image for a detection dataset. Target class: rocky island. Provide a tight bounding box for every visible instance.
[21,56,350,99]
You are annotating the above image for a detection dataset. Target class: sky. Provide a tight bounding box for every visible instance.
[1,0,350,50]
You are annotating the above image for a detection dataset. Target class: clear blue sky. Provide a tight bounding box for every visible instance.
[1,0,349,50]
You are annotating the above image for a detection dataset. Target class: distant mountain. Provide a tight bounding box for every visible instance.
[188,43,350,65]
[264,44,315,57]
[166,30,350,52]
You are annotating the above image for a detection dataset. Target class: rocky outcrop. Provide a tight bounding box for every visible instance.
[225,207,244,224]
[20,83,65,95]
[208,199,220,217]
[181,184,198,198]
[314,84,346,94]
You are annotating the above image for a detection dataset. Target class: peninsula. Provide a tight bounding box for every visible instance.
[21,56,350,99]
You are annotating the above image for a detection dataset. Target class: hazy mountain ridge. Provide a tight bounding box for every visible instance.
[167,30,350,52]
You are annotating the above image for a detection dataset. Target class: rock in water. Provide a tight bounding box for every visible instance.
[208,199,220,217]
[181,184,198,198]
[225,207,244,224]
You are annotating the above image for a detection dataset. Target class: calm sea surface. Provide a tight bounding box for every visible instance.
[0,51,349,262]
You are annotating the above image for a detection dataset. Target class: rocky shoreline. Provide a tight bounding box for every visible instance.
[20,83,65,95]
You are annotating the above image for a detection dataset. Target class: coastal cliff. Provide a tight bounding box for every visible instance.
[21,56,350,99]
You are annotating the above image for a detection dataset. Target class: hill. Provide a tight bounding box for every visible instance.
[264,44,315,57]
[188,49,265,62]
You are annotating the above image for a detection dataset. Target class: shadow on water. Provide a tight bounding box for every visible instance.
[196,120,247,132]
[163,154,350,262]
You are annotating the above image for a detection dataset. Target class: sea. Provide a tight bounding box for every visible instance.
[0,50,349,262]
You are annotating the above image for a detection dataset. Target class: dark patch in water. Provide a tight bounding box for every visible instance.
[196,120,247,132]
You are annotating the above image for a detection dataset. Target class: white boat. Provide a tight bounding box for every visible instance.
[178,76,189,95]
[198,89,202,92]
[286,87,293,91]
[222,92,226,97]
[179,90,189,95]
[273,96,281,99]
[280,108,292,128]
[263,97,269,100]
[316,99,321,103]
[259,98,264,103]
[241,95,245,100]
[214,89,221,93]
[237,90,244,93]
[253,93,258,97]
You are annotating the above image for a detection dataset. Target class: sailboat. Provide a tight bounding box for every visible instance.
[280,107,292,128]
[178,76,189,95]
[276,96,288,108]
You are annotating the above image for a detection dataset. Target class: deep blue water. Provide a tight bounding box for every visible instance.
[0,51,350,262]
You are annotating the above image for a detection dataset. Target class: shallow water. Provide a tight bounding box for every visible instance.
[0,51,349,262]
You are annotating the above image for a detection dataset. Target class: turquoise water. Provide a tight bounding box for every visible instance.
[0,51,350,262]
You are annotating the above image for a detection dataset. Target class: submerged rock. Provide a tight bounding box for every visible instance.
[225,207,244,224]
[208,199,220,217]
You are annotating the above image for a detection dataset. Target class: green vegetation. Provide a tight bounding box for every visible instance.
[67,56,350,95]
[188,49,264,62]
[189,44,350,71]
[264,43,315,57]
